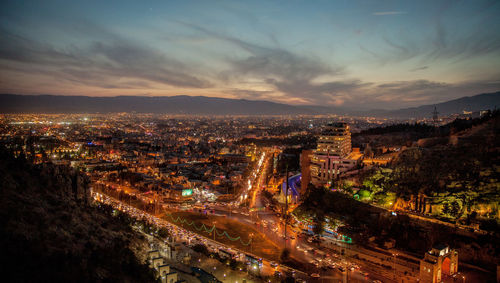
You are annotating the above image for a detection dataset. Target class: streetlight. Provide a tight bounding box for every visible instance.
[213,221,217,241]
[250,233,254,254]
[392,253,398,279]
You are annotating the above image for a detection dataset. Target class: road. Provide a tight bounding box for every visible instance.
[92,148,419,282]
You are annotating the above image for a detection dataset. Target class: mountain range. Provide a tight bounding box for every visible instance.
[0,92,498,118]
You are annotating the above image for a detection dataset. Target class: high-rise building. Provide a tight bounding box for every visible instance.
[310,122,357,186]
[315,122,351,158]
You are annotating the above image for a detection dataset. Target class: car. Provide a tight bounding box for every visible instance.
[310,273,320,278]
[270,261,278,267]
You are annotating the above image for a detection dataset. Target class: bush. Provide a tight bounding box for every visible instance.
[192,243,209,255]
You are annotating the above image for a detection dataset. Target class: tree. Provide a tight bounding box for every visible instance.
[364,144,374,159]
[280,248,290,263]
[442,202,451,215]
[192,244,209,255]
[312,212,325,236]
[449,201,461,218]
[479,219,500,234]
[157,227,170,239]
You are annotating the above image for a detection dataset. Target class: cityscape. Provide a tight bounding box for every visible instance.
[1,1,499,283]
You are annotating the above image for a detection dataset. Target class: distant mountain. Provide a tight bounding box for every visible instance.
[374,91,500,118]
[0,92,499,117]
[0,94,313,115]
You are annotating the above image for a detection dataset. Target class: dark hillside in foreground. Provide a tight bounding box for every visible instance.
[0,148,156,282]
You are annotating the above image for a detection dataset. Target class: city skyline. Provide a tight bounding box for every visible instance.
[1,0,500,109]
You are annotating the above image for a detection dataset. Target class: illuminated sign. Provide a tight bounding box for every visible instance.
[182,189,193,197]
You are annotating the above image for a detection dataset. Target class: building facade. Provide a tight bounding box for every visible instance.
[419,244,458,283]
[310,122,358,186]
[300,149,313,194]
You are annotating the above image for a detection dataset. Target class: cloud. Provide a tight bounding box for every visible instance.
[377,80,450,92]
[1,15,498,109]
[373,11,407,16]
[362,4,500,66]
[178,22,368,105]
[357,79,500,108]
[0,28,212,90]
[410,66,429,72]
[226,89,275,100]
[170,22,500,108]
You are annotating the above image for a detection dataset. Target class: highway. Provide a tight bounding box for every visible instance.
[92,148,419,282]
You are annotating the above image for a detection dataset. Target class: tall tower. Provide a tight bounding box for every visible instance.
[432,106,439,127]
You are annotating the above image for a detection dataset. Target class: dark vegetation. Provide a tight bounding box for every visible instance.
[353,110,500,150]
[191,243,246,271]
[355,110,499,146]
[356,122,435,137]
[238,135,316,148]
[277,148,302,174]
[358,110,499,137]
[0,147,157,282]
[356,112,500,223]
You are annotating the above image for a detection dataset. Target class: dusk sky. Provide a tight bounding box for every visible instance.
[1,0,500,109]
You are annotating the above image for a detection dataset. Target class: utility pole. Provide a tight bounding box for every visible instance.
[284,164,289,249]
[213,221,216,241]
[392,253,398,280]
[250,233,254,254]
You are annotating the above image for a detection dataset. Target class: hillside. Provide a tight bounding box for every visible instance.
[0,148,156,282]
[377,91,500,118]
[356,112,500,223]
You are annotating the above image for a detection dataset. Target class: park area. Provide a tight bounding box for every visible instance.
[93,186,283,262]
[162,210,282,261]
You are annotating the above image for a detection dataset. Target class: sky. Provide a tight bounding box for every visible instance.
[0,0,499,109]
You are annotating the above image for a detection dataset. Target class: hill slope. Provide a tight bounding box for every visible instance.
[377,91,500,118]
[0,148,156,282]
